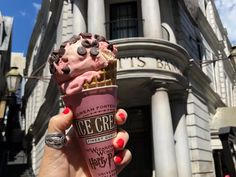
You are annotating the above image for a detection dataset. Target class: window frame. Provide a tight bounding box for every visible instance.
[105,0,143,40]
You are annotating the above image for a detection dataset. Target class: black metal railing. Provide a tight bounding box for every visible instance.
[105,18,143,40]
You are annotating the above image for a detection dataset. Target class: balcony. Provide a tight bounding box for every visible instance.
[110,38,191,107]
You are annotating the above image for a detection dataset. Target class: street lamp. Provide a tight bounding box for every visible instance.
[201,46,236,65]
[6,67,22,94]
[5,66,23,149]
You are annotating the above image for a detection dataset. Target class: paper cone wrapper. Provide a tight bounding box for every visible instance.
[62,86,118,177]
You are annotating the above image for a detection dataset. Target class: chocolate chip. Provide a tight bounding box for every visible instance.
[48,56,54,64]
[96,35,106,42]
[90,47,99,56]
[49,54,59,64]
[77,46,87,55]
[91,40,99,47]
[94,34,99,39]
[62,66,70,74]
[58,48,65,57]
[80,32,92,38]
[69,35,78,44]
[49,64,56,74]
[82,39,91,48]
[60,41,68,48]
[54,56,60,64]
[107,44,113,51]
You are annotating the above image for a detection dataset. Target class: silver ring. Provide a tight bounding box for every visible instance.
[45,133,67,149]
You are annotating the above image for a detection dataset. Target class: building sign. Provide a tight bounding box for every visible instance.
[117,57,182,75]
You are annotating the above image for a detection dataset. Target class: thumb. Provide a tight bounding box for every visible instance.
[47,107,73,133]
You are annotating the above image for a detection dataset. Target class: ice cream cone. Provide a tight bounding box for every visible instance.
[49,33,119,177]
[62,86,118,177]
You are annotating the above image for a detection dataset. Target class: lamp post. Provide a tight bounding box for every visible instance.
[6,66,22,95]
[5,67,23,150]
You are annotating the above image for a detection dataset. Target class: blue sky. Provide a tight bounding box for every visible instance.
[0,0,235,56]
[0,0,41,55]
[215,0,236,45]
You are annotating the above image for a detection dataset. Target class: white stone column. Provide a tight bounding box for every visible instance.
[151,87,178,177]
[141,0,162,38]
[171,96,192,177]
[87,0,106,36]
[73,0,86,34]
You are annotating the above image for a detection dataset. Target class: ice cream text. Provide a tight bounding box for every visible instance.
[74,113,116,137]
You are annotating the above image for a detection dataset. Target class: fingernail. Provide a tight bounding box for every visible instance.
[116,138,124,148]
[114,155,123,164]
[118,112,126,121]
[63,107,70,114]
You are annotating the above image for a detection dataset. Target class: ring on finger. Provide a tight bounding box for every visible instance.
[45,132,67,149]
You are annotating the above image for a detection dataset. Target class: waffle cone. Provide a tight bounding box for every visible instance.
[83,50,117,90]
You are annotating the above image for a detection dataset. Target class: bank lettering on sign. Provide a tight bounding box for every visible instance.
[117,57,182,75]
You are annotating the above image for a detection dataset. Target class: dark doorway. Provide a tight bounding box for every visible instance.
[119,106,152,177]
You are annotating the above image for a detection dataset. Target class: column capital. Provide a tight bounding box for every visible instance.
[149,78,170,91]
[150,78,187,97]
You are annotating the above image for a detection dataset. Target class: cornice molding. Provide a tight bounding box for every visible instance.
[195,8,224,52]
[188,59,225,111]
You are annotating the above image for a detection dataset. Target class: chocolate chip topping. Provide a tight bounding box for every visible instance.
[61,66,70,74]
[48,56,54,64]
[90,47,99,56]
[49,64,56,74]
[96,35,106,42]
[48,54,60,64]
[81,39,91,48]
[94,34,99,39]
[58,47,65,57]
[77,46,87,55]
[61,41,68,48]
[91,40,99,47]
[107,44,113,51]
[55,56,60,64]
[69,35,79,44]
[80,32,92,38]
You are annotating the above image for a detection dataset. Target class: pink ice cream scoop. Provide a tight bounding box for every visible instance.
[48,33,118,95]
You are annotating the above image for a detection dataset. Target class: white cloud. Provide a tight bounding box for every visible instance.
[32,2,41,11]
[20,10,26,17]
[215,0,236,45]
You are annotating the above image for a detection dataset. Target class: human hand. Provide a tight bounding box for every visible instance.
[38,108,131,177]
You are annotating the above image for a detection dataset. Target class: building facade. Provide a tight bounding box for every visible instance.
[23,0,236,177]
[0,11,13,176]
[0,11,13,111]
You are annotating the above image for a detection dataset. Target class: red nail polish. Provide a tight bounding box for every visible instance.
[118,113,125,121]
[63,107,70,114]
[116,138,124,148]
[114,155,122,164]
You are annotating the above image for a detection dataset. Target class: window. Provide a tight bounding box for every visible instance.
[109,2,139,39]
